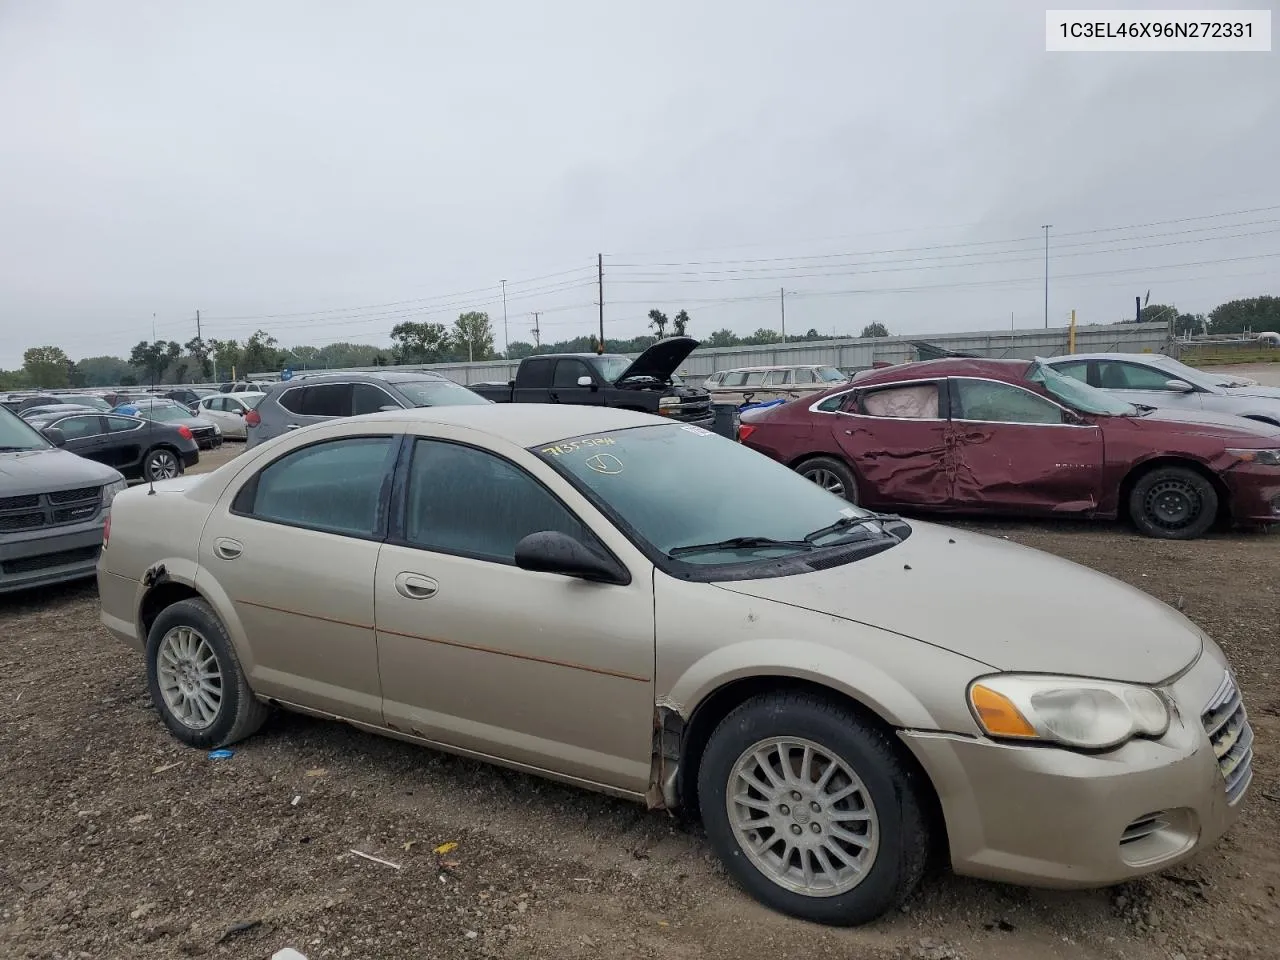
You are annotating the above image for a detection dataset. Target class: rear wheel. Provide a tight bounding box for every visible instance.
[143,447,181,481]
[146,598,268,748]
[1128,465,1218,540]
[697,692,930,926]
[796,456,858,503]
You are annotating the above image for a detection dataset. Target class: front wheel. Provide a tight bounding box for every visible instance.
[1128,466,1218,540]
[796,456,858,503]
[697,692,930,926]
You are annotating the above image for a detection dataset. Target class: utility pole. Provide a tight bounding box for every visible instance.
[1010,310,1015,332]
[597,253,605,353]
[779,287,787,343]
[196,309,201,342]
[531,312,541,351]
[500,280,509,357]
[1041,224,1052,328]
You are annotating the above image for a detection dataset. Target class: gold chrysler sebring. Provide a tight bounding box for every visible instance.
[98,405,1252,926]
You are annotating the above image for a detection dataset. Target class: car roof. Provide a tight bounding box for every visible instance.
[344,403,664,447]
[279,370,451,386]
[851,357,1031,387]
[1044,352,1175,363]
[716,364,832,373]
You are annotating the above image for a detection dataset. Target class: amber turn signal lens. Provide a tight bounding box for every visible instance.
[970,683,1038,738]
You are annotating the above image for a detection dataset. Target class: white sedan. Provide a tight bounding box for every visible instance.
[195,391,265,439]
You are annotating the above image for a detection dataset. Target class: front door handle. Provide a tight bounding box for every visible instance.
[284,424,301,431]
[394,572,439,600]
[213,538,243,560]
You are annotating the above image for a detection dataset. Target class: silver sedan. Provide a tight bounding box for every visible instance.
[1043,353,1280,427]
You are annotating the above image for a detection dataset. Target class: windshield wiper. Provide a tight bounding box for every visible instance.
[668,536,814,558]
[803,512,902,543]
[0,445,39,452]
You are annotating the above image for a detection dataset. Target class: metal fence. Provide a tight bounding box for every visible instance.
[247,321,1172,386]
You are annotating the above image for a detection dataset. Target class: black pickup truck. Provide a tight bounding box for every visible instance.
[469,336,714,426]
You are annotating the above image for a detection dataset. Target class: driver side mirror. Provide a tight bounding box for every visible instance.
[514,531,628,584]
[41,427,67,447]
[576,375,594,388]
[1164,379,1195,393]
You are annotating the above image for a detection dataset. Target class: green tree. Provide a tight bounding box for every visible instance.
[704,328,740,348]
[184,337,213,379]
[241,330,280,373]
[453,311,495,362]
[74,355,133,387]
[0,368,29,390]
[1136,303,1179,326]
[1208,296,1280,335]
[22,346,71,388]
[648,309,669,339]
[672,310,691,336]
[859,322,890,338]
[390,321,452,363]
[207,339,243,379]
[129,340,180,384]
[741,328,780,345]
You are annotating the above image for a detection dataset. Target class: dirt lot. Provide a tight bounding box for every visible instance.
[3,431,1280,960]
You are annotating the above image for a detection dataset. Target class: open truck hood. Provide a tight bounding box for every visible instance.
[615,336,699,384]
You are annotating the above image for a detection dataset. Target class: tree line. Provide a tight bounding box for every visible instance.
[6,294,1274,391]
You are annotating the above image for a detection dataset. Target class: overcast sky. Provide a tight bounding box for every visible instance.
[1,0,1277,367]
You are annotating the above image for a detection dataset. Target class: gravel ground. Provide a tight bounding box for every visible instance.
[3,433,1279,960]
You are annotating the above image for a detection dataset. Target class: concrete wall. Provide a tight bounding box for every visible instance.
[251,321,1172,386]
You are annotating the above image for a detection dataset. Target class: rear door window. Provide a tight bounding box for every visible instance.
[300,383,353,417]
[519,359,555,389]
[858,384,941,419]
[235,437,397,536]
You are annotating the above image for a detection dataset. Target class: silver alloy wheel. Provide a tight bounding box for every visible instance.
[727,736,879,897]
[147,450,180,481]
[804,467,846,499]
[156,625,223,730]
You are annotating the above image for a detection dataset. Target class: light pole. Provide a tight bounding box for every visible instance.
[1041,224,1052,328]
[500,279,509,357]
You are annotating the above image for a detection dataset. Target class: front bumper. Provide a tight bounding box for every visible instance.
[1221,461,1280,524]
[902,647,1250,888]
[0,516,106,594]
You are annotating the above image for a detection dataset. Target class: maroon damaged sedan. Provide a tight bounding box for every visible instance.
[739,357,1280,540]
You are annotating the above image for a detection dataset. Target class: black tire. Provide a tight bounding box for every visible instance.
[145,598,268,749]
[1128,465,1218,540]
[142,446,183,482]
[697,692,930,926]
[796,456,859,503]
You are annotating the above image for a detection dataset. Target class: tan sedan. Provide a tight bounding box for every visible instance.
[703,364,849,405]
[99,405,1251,926]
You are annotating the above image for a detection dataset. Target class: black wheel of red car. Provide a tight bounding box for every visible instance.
[797,457,858,504]
[1129,466,1218,540]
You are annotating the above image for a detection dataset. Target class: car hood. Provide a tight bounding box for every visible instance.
[712,521,1203,685]
[1119,406,1280,441]
[1221,384,1280,401]
[615,336,699,383]
[0,447,123,496]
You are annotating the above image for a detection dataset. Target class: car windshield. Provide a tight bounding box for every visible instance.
[591,356,633,382]
[1149,356,1238,389]
[816,367,846,382]
[535,423,899,566]
[1029,359,1137,416]
[397,379,491,407]
[0,405,51,451]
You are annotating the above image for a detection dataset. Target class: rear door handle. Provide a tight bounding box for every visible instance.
[213,538,243,560]
[394,572,439,600]
[284,424,301,431]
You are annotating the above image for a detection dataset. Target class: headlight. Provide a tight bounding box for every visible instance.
[102,477,128,505]
[968,674,1169,750]
[659,396,681,408]
[1227,448,1280,466]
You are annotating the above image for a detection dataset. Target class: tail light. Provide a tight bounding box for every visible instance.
[244,410,261,427]
[102,514,110,548]
[177,425,193,440]
[738,423,757,443]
